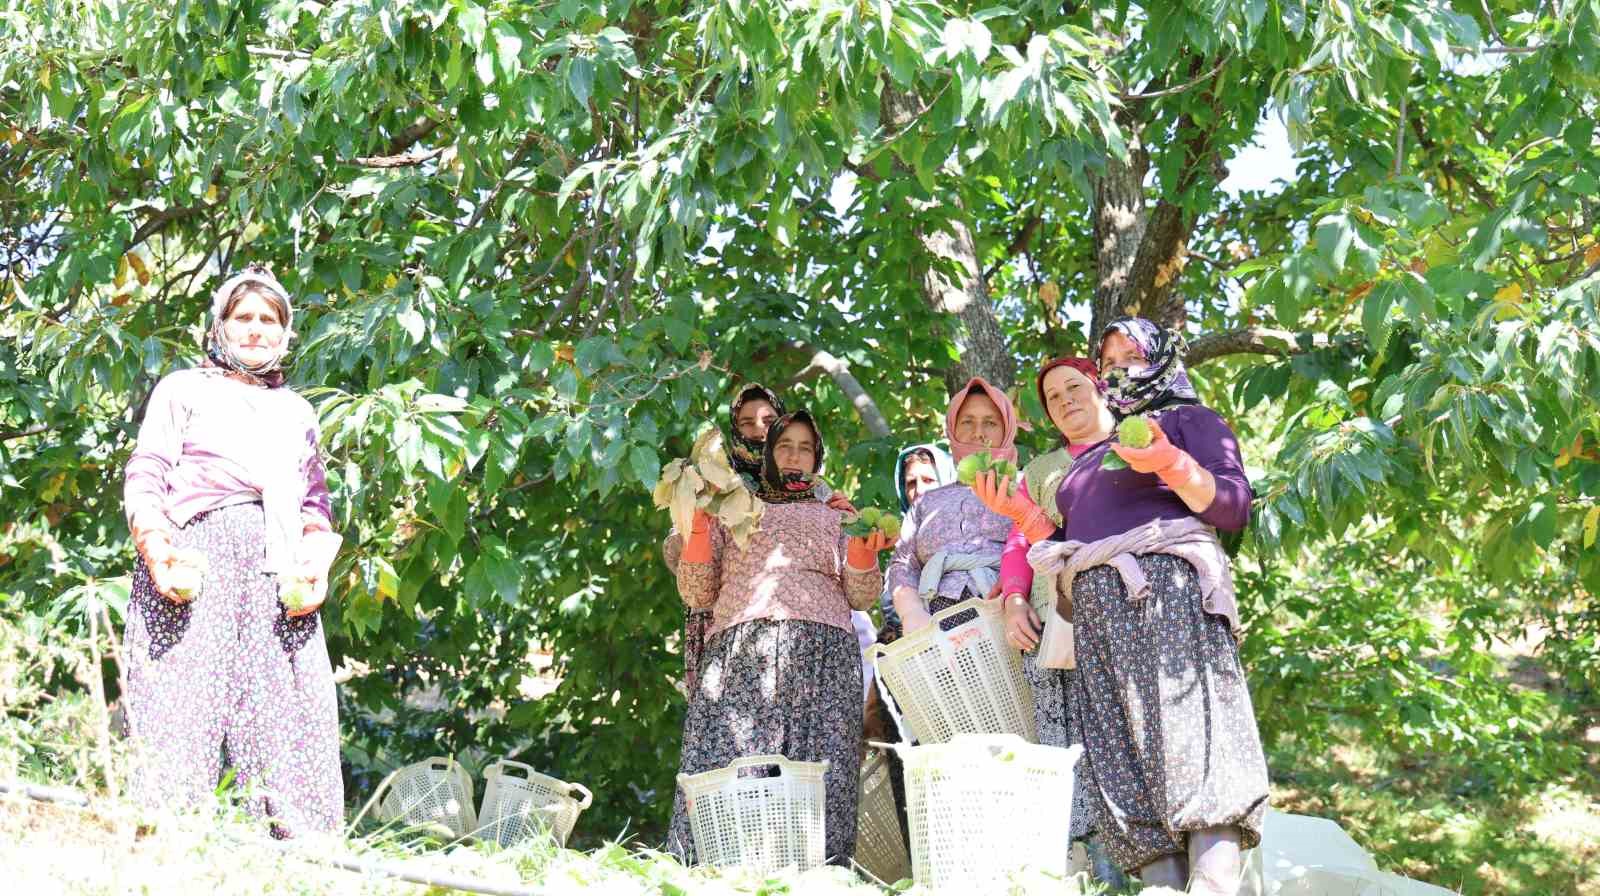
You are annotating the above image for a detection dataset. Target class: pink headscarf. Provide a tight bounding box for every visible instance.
[945,377,1020,463]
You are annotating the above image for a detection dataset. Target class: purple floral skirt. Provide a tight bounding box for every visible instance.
[123,503,342,836]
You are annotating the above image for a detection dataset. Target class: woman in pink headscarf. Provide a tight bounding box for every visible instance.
[886,378,1019,634]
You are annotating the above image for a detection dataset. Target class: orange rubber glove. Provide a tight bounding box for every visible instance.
[973,470,1056,543]
[682,510,715,564]
[1110,419,1205,490]
[846,530,894,571]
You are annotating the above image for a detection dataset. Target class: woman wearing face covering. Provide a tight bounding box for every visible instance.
[1026,318,1269,895]
[969,357,1121,881]
[663,384,854,694]
[121,265,343,836]
[666,410,893,866]
[886,379,1018,635]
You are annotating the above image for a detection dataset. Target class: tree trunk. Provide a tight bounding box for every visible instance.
[1088,142,1150,340]
[918,220,1016,392]
[881,80,1015,392]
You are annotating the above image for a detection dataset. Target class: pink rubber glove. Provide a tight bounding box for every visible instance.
[1111,419,1205,490]
[846,530,895,571]
[682,510,715,564]
[997,525,1036,598]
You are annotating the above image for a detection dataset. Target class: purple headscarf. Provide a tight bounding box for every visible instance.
[1097,317,1199,418]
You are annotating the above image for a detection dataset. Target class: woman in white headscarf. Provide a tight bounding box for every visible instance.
[122,264,344,836]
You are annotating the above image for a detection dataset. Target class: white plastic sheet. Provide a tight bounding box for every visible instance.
[1240,810,1458,896]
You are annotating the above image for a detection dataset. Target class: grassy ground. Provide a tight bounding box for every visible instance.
[0,789,1106,896]
[1267,691,1600,895]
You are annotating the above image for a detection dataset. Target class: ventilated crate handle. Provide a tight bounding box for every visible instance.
[928,595,986,626]
[566,782,593,809]
[491,759,534,779]
[725,753,794,775]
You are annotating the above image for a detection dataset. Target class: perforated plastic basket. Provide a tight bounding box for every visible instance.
[370,756,477,838]
[868,597,1037,744]
[853,749,912,884]
[478,759,593,848]
[677,754,828,873]
[878,735,1082,892]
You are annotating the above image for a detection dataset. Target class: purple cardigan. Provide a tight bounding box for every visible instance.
[1056,404,1251,542]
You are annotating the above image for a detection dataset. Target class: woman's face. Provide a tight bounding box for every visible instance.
[1042,365,1108,442]
[953,390,1005,447]
[901,457,940,506]
[222,288,287,368]
[736,398,779,442]
[772,421,818,477]
[1099,330,1146,377]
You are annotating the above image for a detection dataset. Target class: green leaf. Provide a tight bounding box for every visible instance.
[567,56,595,108]
[628,444,660,486]
[1363,281,1402,356]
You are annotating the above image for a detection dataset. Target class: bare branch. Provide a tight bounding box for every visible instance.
[0,424,51,443]
[1185,326,1365,367]
[983,214,1042,282]
[1121,53,1230,102]
[351,147,445,169]
[785,344,892,438]
[125,201,215,252]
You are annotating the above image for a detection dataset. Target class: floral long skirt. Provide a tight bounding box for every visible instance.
[1070,553,1269,871]
[1022,652,1097,841]
[123,503,342,837]
[668,618,863,866]
[682,607,712,694]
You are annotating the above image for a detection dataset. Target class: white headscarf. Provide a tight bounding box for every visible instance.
[207,264,294,378]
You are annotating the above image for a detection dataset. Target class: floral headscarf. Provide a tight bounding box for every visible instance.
[205,264,294,387]
[726,383,786,488]
[1097,317,1199,418]
[757,410,824,505]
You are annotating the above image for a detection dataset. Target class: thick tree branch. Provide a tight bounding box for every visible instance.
[385,117,440,156]
[1185,326,1364,367]
[783,343,891,438]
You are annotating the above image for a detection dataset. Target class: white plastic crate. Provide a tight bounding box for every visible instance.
[853,749,911,884]
[369,756,477,839]
[478,759,593,848]
[677,754,828,873]
[879,734,1082,892]
[868,597,1037,744]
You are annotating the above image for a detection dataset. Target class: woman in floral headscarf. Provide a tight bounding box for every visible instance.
[663,383,854,694]
[1025,317,1268,895]
[122,264,343,837]
[666,410,893,866]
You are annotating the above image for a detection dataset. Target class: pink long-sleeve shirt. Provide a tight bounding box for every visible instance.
[996,443,1092,599]
[674,501,883,640]
[124,369,332,572]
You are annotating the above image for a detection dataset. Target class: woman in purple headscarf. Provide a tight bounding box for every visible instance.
[1026,317,1268,895]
